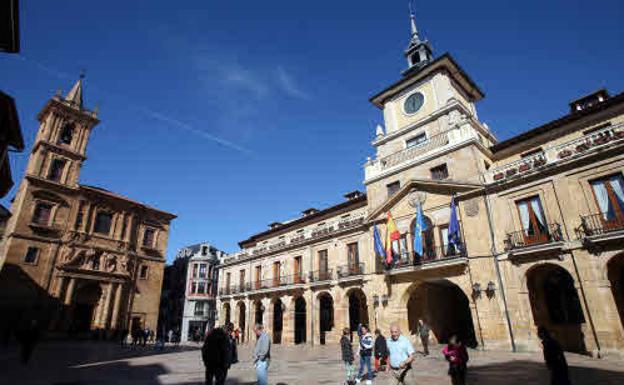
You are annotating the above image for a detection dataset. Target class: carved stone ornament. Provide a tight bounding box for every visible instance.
[408,191,427,208]
[464,198,480,217]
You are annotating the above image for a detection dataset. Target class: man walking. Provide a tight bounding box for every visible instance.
[417,319,430,356]
[252,324,271,385]
[202,326,231,385]
[385,325,415,385]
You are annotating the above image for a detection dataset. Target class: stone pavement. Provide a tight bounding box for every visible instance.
[1,341,624,385]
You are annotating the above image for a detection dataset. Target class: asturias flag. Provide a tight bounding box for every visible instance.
[385,212,401,264]
[413,203,427,259]
[373,224,386,262]
[448,196,461,254]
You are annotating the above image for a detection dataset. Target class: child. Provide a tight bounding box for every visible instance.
[356,325,374,385]
[340,327,356,385]
[442,335,469,385]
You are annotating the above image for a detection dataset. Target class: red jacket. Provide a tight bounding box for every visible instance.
[442,343,469,366]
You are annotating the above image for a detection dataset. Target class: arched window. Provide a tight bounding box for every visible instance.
[58,123,74,145]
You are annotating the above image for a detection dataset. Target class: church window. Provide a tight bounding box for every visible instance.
[386,181,401,198]
[58,123,74,145]
[406,133,427,148]
[24,247,39,264]
[32,203,52,225]
[47,159,66,182]
[430,164,449,180]
[142,228,155,247]
[94,212,113,235]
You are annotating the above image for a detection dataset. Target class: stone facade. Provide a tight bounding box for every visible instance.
[215,15,624,358]
[0,78,176,336]
[179,243,224,342]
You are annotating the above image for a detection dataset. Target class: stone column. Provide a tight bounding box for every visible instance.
[100,283,114,329]
[110,283,123,330]
[55,276,66,298]
[64,278,76,305]
[282,296,294,346]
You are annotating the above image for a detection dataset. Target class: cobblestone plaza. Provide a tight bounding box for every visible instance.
[1,342,624,385]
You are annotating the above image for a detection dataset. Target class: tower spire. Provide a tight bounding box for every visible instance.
[403,3,433,75]
[65,72,85,108]
[409,2,419,41]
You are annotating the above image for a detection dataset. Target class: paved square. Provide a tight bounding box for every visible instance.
[1,341,624,385]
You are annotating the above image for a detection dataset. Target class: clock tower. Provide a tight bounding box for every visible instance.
[363,10,497,211]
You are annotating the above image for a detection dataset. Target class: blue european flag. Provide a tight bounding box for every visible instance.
[413,203,426,259]
[373,224,385,262]
[448,196,461,254]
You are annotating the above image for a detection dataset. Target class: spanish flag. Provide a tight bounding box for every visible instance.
[385,212,401,264]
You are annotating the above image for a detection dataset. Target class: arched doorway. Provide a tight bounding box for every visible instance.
[73,282,102,332]
[318,292,334,345]
[254,300,264,325]
[407,280,477,347]
[237,302,246,343]
[608,254,624,330]
[273,299,283,344]
[527,264,586,353]
[348,289,369,339]
[294,296,306,344]
[222,303,231,325]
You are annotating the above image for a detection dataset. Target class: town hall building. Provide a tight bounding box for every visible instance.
[216,11,624,357]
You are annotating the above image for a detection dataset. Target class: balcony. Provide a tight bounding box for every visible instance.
[485,123,624,184]
[504,223,565,258]
[388,243,468,274]
[576,213,624,251]
[247,275,306,293]
[309,269,333,284]
[337,263,365,280]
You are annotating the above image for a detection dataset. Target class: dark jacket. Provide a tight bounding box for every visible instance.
[374,334,389,358]
[202,328,231,369]
[340,335,354,363]
[543,337,568,372]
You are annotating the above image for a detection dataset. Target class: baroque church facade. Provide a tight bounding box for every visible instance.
[0,78,175,335]
[216,13,624,356]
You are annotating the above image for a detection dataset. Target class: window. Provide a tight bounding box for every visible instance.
[590,174,624,223]
[347,242,359,266]
[32,203,52,225]
[318,250,328,272]
[139,265,149,279]
[430,164,449,180]
[239,269,245,287]
[192,263,199,278]
[198,281,206,294]
[47,159,66,182]
[201,246,208,256]
[294,256,303,283]
[194,301,205,316]
[199,264,207,278]
[516,196,548,243]
[391,234,409,262]
[255,266,262,289]
[58,123,74,145]
[94,212,113,235]
[226,272,231,288]
[142,228,155,247]
[24,247,39,264]
[386,181,401,198]
[273,261,281,286]
[191,281,197,294]
[406,133,427,148]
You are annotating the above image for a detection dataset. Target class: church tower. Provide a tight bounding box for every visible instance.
[26,75,99,187]
[403,9,433,75]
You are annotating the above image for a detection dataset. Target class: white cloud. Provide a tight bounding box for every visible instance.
[276,66,310,100]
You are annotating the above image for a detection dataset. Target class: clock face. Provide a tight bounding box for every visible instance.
[404,92,425,114]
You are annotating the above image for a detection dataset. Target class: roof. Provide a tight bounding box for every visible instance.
[80,184,176,219]
[369,53,484,109]
[238,193,367,248]
[490,91,624,153]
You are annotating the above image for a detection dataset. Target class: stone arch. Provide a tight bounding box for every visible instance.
[253,299,264,326]
[294,295,307,344]
[236,301,246,343]
[222,302,231,325]
[345,288,369,337]
[316,291,334,345]
[607,254,624,332]
[271,297,284,344]
[72,281,102,333]
[526,263,586,353]
[405,279,477,347]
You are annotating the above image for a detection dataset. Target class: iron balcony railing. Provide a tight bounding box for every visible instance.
[248,274,306,291]
[393,242,467,268]
[576,213,624,238]
[379,130,451,170]
[504,223,564,250]
[310,269,333,282]
[337,263,365,278]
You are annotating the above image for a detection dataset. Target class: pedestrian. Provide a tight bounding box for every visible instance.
[167,329,173,343]
[340,327,356,385]
[417,319,430,356]
[252,323,271,385]
[538,326,571,385]
[442,335,469,385]
[385,324,415,385]
[226,323,239,364]
[374,328,389,372]
[356,324,374,384]
[235,327,240,344]
[202,326,231,385]
[120,328,129,347]
[143,327,150,346]
[16,319,39,365]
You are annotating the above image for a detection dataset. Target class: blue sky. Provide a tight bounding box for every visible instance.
[2,0,623,262]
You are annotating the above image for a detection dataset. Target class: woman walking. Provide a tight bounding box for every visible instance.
[442,335,469,385]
